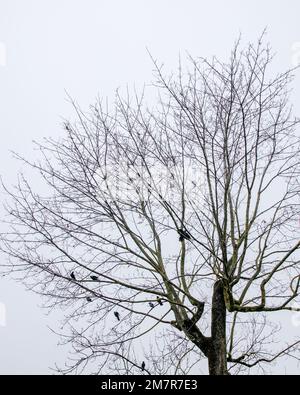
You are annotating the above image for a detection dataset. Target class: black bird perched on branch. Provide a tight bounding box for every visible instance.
[141,361,145,371]
[149,302,155,309]
[70,272,76,281]
[178,228,191,242]
[156,297,163,306]
[86,297,92,302]
[90,275,99,281]
[114,311,120,321]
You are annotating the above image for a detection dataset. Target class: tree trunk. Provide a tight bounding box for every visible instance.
[208,280,229,375]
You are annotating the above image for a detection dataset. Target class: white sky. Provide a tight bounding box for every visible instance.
[0,0,300,374]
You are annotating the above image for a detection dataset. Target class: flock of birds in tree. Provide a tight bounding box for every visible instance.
[68,227,191,373]
[70,270,148,372]
[70,272,165,309]
[69,227,191,302]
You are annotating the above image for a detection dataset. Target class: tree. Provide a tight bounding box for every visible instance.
[2,35,300,375]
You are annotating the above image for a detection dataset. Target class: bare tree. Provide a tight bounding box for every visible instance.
[2,34,300,375]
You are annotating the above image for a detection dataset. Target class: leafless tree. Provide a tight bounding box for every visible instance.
[2,34,300,375]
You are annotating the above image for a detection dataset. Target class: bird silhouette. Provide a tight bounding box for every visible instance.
[141,361,145,371]
[90,275,99,281]
[114,311,120,321]
[156,297,163,306]
[86,297,92,302]
[149,302,155,309]
[178,228,191,241]
[70,272,76,281]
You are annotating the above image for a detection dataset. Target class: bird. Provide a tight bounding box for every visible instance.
[156,297,163,306]
[90,275,99,281]
[141,361,145,371]
[86,297,92,302]
[178,228,191,242]
[149,302,155,309]
[114,311,120,321]
[70,272,76,281]
[65,123,71,132]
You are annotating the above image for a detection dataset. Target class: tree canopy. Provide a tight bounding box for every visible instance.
[2,35,300,375]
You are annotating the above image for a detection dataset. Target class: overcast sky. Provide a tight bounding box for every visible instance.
[0,0,300,374]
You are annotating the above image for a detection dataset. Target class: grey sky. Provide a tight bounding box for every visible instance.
[0,0,300,374]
